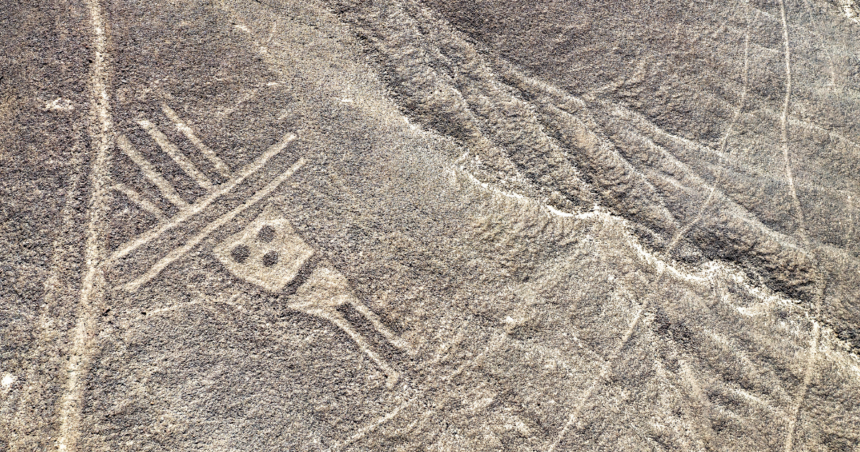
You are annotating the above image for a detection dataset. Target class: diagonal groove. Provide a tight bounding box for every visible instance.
[122,155,305,292]
[110,181,167,221]
[116,133,189,209]
[137,118,215,191]
[107,132,296,265]
[161,103,234,179]
[775,1,826,450]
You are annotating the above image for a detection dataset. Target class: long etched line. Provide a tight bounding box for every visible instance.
[332,333,504,451]
[547,295,652,452]
[160,103,233,178]
[667,0,751,252]
[111,182,166,221]
[9,153,84,450]
[849,195,856,247]
[777,1,824,450]
[327,313,399,388]
[334,398,417,451]
[797,0,838,88]
[57,0,112,450]
[550,6,755,450]
[350,300,418,356]
[777,0,804,235]
[107,132,296,264]
[116,134,189,209]
[137,118,214,191]
[122,156,305,292]
[785,320,820,451]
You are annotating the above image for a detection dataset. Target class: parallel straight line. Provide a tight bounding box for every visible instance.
[116,133,189,209]
[111,182,166,221]
[107,132,296,264]
[137,118,214,191]
[122,156,305,292]
[161,103,233,179]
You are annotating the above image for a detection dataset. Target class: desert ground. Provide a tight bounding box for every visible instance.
[2,0,860,450]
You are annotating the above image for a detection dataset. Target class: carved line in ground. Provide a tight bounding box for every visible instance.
[777,1,826,450]
[458,162,728,288]
[676,358,712,451]
[797,0,838,89]
[545,22,775,441]
[106,132,296,265]
[8,150,85,450]
[702,328,795,408]
[285,270,402,389]
[160,103,233,179]
[501,62,843,260]
[138,197,416,389]
[349,300,416,356]
[327,315,398,388]
[626,102,860,218]
[591,93,860,260]
[136,118,215,191]
[272,5,828,446]
[550,277,797,451]
[375,0,569,198]
[338,54,810,452]
[331,332,506,451]
[640,102,860,199]
[129,268,405,388]
[561,35,860,198]
[311,164,442,353]
[667,0,751,252]
[546,287,655,452]
[471,0,855,204]
[122,155,305,292]
[665,90,750,435]
[110,181,166,221]
[639,357,707,451]
[56,0,112,450]
[132,291,393,427]
[515,280,607,365]
[116,134,188,209]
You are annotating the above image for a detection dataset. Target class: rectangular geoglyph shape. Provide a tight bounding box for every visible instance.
[214,206,314,292]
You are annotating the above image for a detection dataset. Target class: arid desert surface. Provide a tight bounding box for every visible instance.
[2,0,860,450]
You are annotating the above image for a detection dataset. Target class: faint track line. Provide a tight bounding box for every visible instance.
[547,296,651,452]
[8,152,85,450]
[331,333,504,451]
[667,0,751,252]
[548,4,754,450]
[776,1,826,450]
[56,0,113,450]
[777,0,804,236]
[797,0,838,89]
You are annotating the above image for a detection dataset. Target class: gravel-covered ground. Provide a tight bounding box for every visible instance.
[2,0,860,450]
